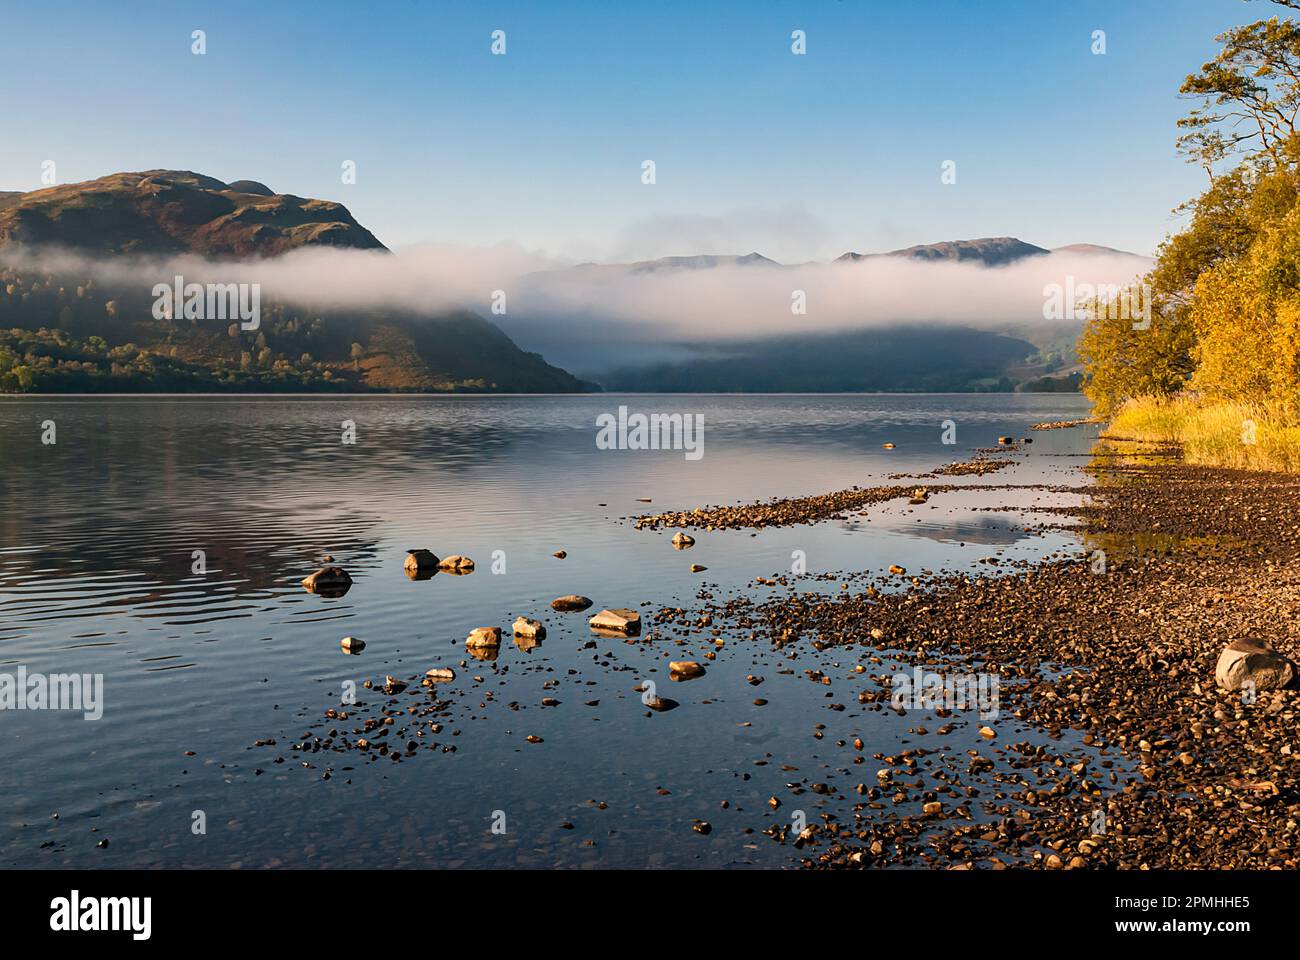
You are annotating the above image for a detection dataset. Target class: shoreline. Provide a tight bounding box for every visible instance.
[651,429,1300,868]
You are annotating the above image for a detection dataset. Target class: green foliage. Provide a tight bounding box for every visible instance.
[0,326,356,393]
[0,261,585,394]
[1177,7,1300,169]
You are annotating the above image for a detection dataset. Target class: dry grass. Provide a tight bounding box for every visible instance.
[1108,396,1300,472]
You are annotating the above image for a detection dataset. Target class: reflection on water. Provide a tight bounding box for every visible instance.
[899,513,1036,546]
[1077,439,1245,564]
[0,393,1095,868]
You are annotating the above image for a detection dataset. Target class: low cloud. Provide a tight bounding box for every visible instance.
[3,242,1152,374]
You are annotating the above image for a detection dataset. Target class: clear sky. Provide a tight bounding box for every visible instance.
[0,0,1265,260]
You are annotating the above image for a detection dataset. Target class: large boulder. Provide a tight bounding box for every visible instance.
[1215,639,1296,691]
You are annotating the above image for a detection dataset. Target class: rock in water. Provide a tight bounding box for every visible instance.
[466,626,502,649]
[438,555,475,574]
[671,533,695,549]
[340,636,365,654]
[550,595,593,612]
[425,667,456,682]
[669,661,705,679]
[514,633,542,652]
[1215,639,1296,691]
[301,566,352,596]
[589,608,641,635]
[403,549,439,579]
[512,616,546,640]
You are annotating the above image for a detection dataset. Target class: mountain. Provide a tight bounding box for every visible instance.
[0,175,1144,395]
[602,326,1039,393]
[837,236,1050,266]
[556,252,781,281]
[1050,243,1133,256]
[626,252,780,273]
[0,171,586,393]
[0,170,386,258]
[500,236,1148,392]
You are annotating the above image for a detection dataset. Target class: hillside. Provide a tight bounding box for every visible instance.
[601,326,1039,393]
[0,172,586,393]
[0,171,387,258]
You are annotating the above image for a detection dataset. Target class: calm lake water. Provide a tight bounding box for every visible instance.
[0,393,1097,868]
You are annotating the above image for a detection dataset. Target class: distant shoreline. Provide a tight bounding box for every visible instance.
[0,390,1092,399]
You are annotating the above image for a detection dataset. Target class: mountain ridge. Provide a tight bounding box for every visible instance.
[0,170,585,393]
[0,170,386,258]
[548,237,1145,274]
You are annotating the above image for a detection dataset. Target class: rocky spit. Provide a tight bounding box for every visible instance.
[1032,417,1101,431]
[928,456,1015,478]
[653,441,1300,869]
[632,448,1029,530]
[632,483,962,531]
[251,430,1300,870]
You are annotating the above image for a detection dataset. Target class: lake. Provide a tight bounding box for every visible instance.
[0,393,1097,868]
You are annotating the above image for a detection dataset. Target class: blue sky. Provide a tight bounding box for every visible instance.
[0,0,1265,260]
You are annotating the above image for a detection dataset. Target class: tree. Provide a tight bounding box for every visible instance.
[1083,1,1300,414]
[1188,196,1300,418]
[1178,6,1300,172]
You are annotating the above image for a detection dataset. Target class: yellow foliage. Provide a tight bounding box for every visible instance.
[1109,396,1300,472]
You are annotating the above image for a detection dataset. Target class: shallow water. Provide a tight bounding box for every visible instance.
[0,393,1098,868]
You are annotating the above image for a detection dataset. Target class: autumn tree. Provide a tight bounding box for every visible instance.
[1082,0,1300,414]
